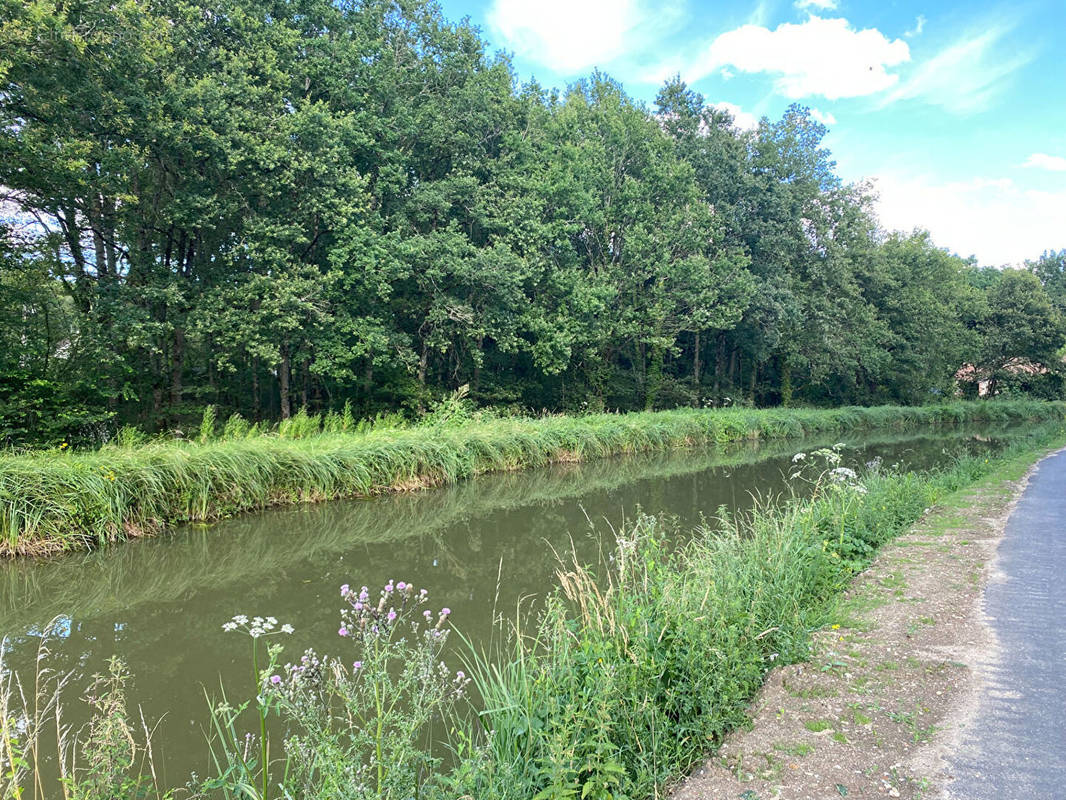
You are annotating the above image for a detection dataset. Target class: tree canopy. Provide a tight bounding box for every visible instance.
[1,0,1062,444]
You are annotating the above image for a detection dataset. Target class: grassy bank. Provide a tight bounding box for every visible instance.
[3,424,1063,799]
[439,424,1066,799]
[1,400,1064,556]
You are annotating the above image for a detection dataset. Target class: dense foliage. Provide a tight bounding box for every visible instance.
[2,0,1064,445]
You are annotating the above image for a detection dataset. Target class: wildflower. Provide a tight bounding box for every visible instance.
[353,661,362,671]
[396,581,407,591]
[387,610,397,622]
[338,627,348,637]
[222,613,293,639]
[441,608,451,617]
[792,452,806,463]
[340,584,350,596]
[270,675,281,686]
[423,610,432,620]
[59,442,68,449]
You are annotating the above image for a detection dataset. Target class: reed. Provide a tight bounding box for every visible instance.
[1,400,1063,557]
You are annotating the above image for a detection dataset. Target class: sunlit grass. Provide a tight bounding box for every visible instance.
[0,400,1062,556]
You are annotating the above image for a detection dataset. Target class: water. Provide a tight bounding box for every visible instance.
[0,425,1033,788]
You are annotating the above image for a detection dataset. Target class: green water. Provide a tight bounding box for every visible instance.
[0,425,1034,788]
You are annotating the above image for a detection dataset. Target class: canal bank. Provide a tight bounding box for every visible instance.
[3,423,1064,798]
[671,440,1065,799]
[2,400,1063,557]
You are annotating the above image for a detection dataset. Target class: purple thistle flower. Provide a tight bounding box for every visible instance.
[338,627,348,637]
[270,675,281,685]
[441,608,451,616]
[353,661,362,670]
[387,610,397,622]
[423,610,432,620]
[396,581,407,591]
[340,584,350,596]
[353,602,363,611]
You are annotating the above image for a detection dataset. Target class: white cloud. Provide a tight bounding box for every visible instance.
[683,17,910,100]
[489,0,649,74]
[905,14,926,38]
[795,0,838,9]
[1023,153,1066,172]
[881,25,1032,113]
[873,173,1066,266]
[809,107,837,125]
[711,102,760,131]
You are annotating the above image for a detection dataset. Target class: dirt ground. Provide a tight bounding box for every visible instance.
[669,461,1036,800]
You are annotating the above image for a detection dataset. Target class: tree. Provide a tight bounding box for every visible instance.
[976,270,1064,397]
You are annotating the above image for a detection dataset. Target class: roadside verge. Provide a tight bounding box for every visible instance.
[670,442,1060,800]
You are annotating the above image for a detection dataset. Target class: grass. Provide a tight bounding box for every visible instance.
[2,415,1063,799]
[443,423,1066,800]
[1,399,1064,557]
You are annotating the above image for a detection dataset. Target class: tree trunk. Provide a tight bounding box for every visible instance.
[645,344,663,411]
[252,357,260,420]
[417,342,429,387]
[279,344,292,419]
[692,330,701,406]
[712,335,726,395]
[780,357,792,408]
[170,327,185,412]
[363,359,374,412]
[301,358,310,410]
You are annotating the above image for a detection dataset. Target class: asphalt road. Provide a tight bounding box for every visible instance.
[947,449,1066,798]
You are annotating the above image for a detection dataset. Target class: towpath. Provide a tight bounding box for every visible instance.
[670,446,1066,800]
[944,449,1066,798]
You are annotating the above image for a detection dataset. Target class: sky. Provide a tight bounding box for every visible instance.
[437,0,1066,267]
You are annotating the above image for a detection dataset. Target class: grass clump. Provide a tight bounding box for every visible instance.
[1,400,1063,557]
[442,426,1066,799]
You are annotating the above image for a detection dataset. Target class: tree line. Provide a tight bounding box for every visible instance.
[1,0,1063,445]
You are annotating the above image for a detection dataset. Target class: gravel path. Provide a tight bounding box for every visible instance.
[944,449,1066,798]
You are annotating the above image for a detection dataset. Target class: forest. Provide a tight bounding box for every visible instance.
[2,0,1065,446]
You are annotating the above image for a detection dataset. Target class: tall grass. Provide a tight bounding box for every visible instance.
[1,400,1063,556]
[0,625,168,799]
[445,428,1065,799]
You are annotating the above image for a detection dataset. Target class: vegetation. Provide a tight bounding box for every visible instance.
[439,437,1059,799]
[2,400,1062,556]
[0,637,169,800]
[1,0,1064,448]
[4,425,1060,799]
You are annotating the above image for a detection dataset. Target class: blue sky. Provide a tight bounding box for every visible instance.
[437,0,1066,266]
